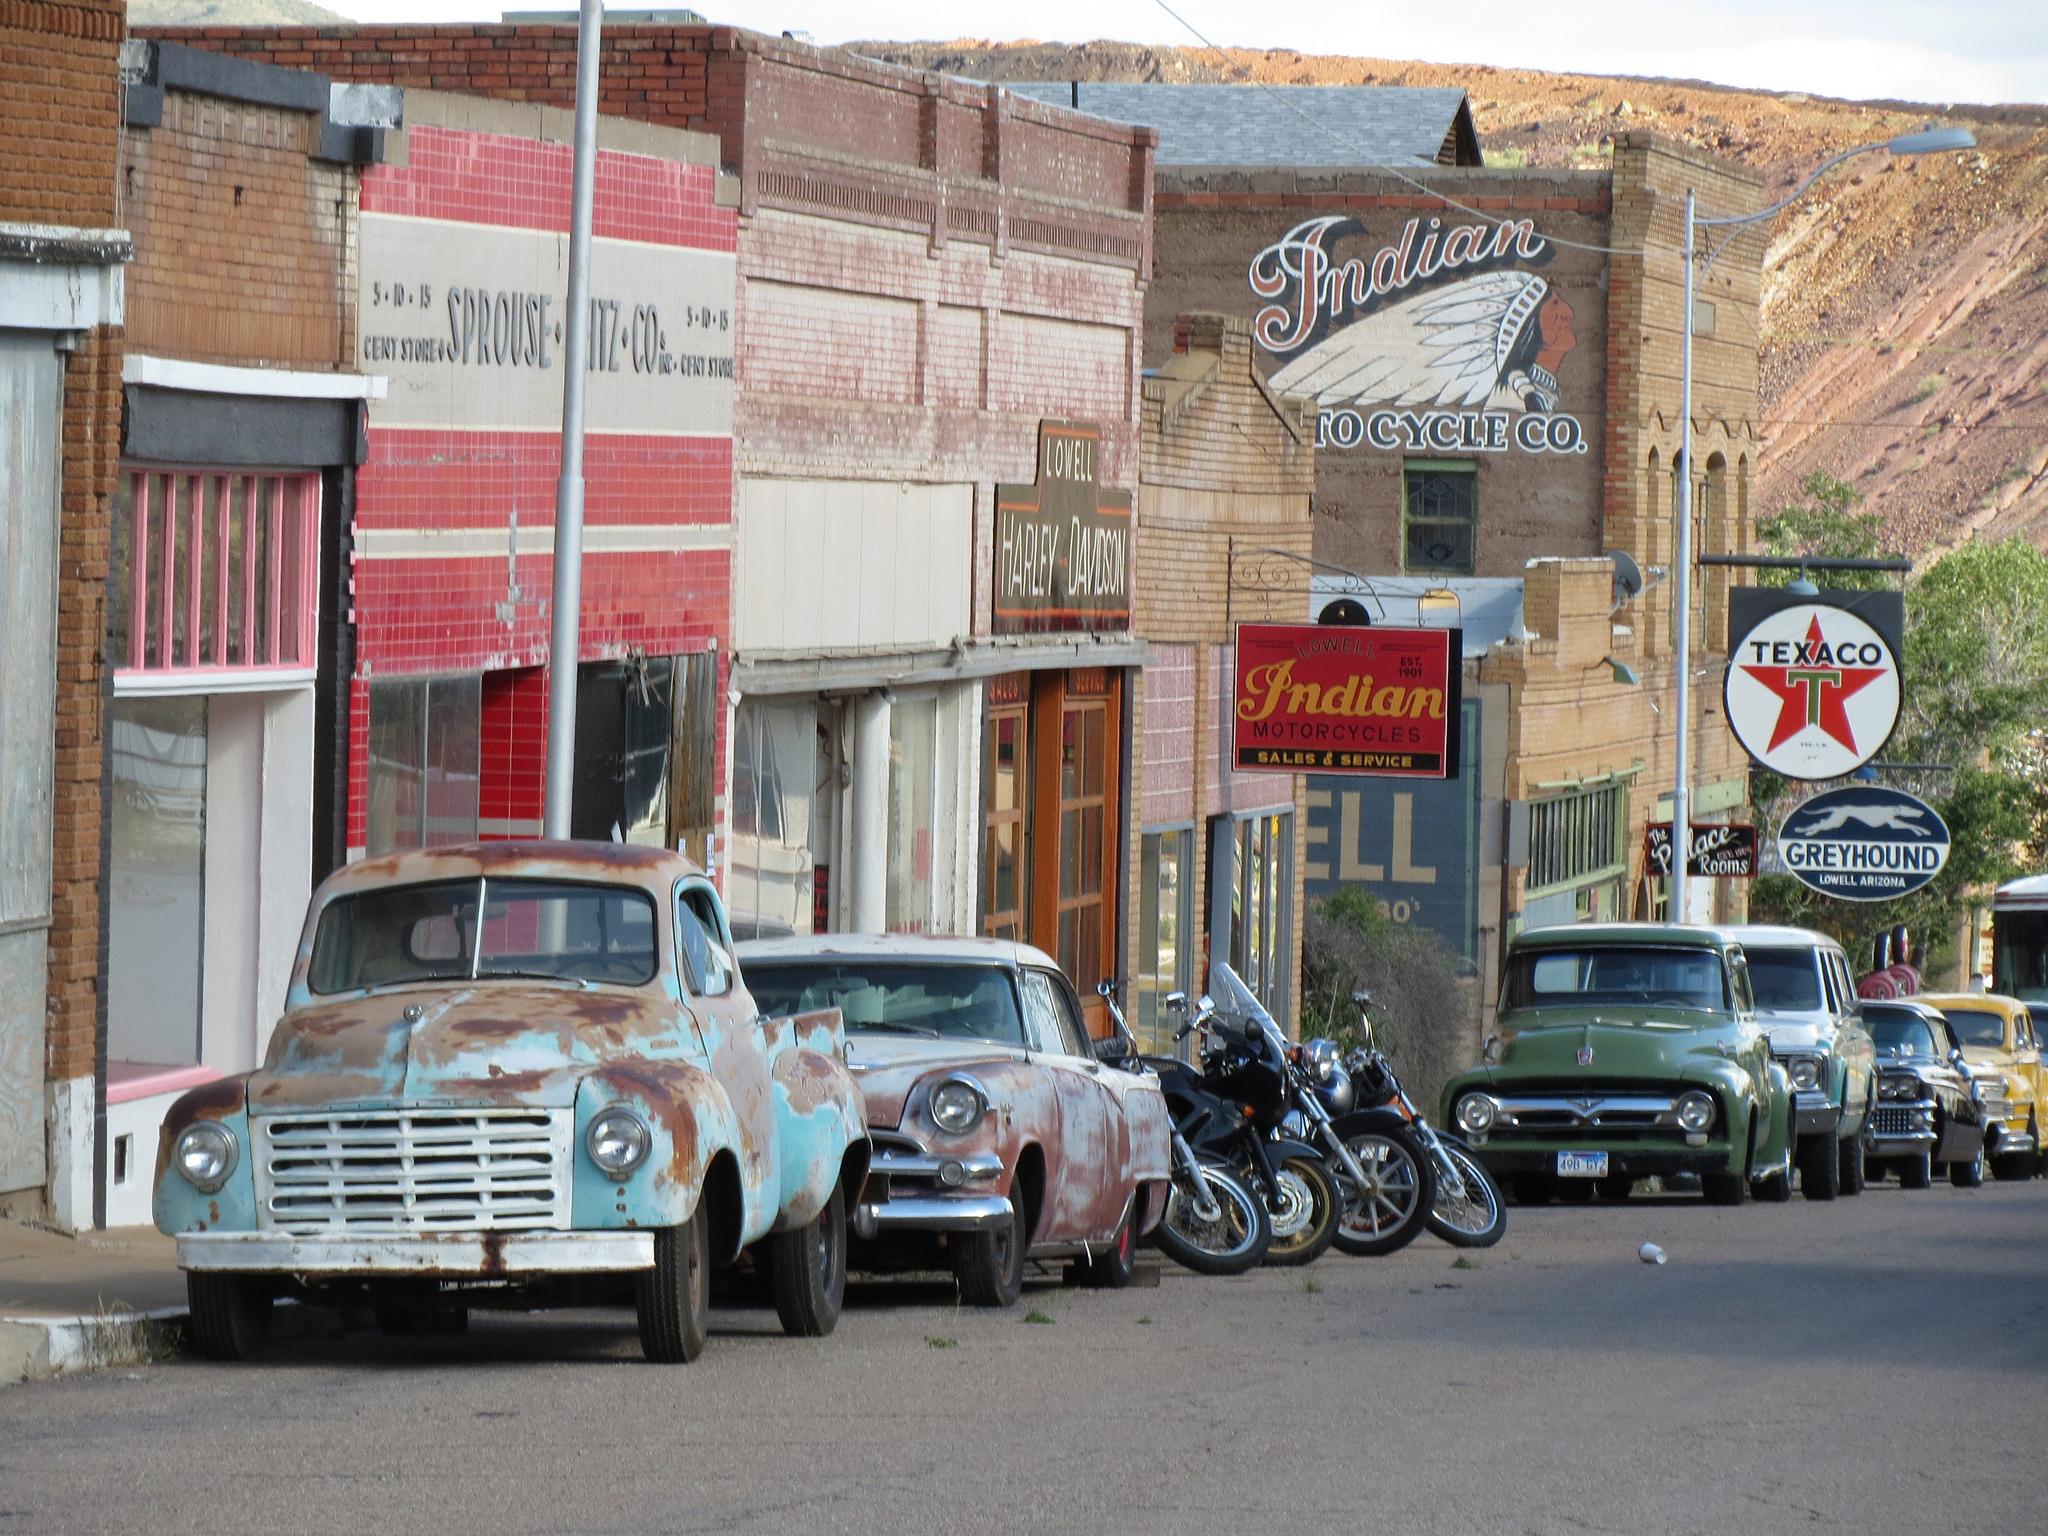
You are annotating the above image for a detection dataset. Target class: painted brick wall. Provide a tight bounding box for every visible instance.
[1,0,122,227]
[121,91,356,369]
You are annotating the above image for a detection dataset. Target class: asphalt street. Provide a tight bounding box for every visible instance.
[2,1178,2042,1536]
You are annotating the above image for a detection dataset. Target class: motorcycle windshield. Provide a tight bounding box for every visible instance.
[1206,961,1282,1044]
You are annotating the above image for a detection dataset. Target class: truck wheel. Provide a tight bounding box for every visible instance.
[637,1212,711,1363]
[1701,1171,1749,1206]
[186,1272,272,1362]
[1070,1202,1138,1289]
[768,1178,847,1338]
[1898,1148,1933,1189]
[1950,1145,1987,1188]
[1798,1135,1840,1201]
[1838,1134,1867,1196]
[952,1210,1026,1307]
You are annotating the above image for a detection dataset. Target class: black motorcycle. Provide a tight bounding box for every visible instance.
[1093,983,1272,1276]
[1138,971,1342,1267]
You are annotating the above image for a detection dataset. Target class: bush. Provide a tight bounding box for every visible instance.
[1301,889,1472,1113]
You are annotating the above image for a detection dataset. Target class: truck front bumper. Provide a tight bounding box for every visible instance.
[1790,1088,1840,1139]
[177,1231,654,1276]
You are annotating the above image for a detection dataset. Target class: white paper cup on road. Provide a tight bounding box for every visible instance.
[1638,1242,1667,1265]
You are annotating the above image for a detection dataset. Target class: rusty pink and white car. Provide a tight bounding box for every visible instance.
[153,841,869,1364]
[738,935,1173,1305]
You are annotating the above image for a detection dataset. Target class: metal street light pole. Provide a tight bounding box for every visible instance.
[543,0,605,840]
[1667,123,1974,923]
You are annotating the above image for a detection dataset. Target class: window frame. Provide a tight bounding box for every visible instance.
[1400,458,1479,577]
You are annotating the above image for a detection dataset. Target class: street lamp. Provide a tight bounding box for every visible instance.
[1666,123,1976,923]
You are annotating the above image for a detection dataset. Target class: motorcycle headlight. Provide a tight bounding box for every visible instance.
[1304,1038,1341,1085]
[587,1106,652,1179]
[173,1122,238,1193]
[1454,1094,1498,1134]
[1787,1058,1821,1092]
[1674,1091,1716,1134]
[929,1077,987,1136]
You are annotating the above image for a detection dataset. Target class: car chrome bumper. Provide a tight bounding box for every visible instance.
[1791,1089,1839,1138]
[855,1194,1014,1236]
[176,1231,654,1276]
[1988,1127,2036,1154]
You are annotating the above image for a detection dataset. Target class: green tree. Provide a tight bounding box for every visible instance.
[1754,471,1891,591]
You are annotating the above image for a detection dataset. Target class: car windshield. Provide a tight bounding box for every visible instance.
[1744,948,1823,1011]
[1504,945,1728,1011]
[308,878,657,993]
[1866,1011,1938,1059]
[744,961,1027,1046]
[1940,1007,2009,1049]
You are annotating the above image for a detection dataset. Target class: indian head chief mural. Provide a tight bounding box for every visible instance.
[1249,214,1587,456]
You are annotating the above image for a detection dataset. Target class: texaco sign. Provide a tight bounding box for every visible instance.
[1724,603,1901,780]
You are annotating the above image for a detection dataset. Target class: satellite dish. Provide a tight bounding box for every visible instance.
[1318,597,1372,627]
[1607,549,1644,602]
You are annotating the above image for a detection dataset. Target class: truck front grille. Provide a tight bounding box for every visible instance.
[254,1107,573,1234]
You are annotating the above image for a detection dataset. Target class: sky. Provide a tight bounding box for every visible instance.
[330,0,2047,106]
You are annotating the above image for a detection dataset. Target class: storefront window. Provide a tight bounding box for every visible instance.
[1402,461,1477,576]
[108,696,207,1067]
[1216,809,1293,1017]
[1137,827,1193,1052]
[571,657,674,846]
[729,697,823,939]
[887,693,938,933]
[367,676,481,855]
[982,691,1031,942]
[1056,698,1109,999]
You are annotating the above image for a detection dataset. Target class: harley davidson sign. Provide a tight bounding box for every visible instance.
[1233,622,1461,777]
[1644,822,1758,879]
[993,421,1132,635]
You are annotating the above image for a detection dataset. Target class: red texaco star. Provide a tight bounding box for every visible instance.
[1737,615,1886,753]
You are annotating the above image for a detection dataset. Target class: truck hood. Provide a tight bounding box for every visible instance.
[1487,1010,1738,1082]
[843,1033,1030,1130]
[1754,1014,1832,1054]
[249,985,696,1112]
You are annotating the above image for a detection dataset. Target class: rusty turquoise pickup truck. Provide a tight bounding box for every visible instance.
[153,841,869,1364]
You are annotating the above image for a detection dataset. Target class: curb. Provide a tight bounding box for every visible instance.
[1,1299,329,1386]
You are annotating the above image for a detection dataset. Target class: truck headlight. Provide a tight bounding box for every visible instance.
[1454,1094,1498,1134]
[173,1122,238,1193]
[929,1077,987,1136]
[1788,1058,1821,1092]
[587,1107,652,1179]
[1675,1092,1716,1134]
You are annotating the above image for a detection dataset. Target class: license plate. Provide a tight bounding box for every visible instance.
[1557,1151,1609,1178]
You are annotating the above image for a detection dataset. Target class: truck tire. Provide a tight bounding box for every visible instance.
[768,1178,846,1338]
[1798,1134,1840,1201]
[1838,1133,1867,1196]
[637,1212,711,1363]
[1701,1170,1749,1206]
[1898,1148,1933,1189]
[953,1209,1026,1307]
[186,1272,272,1362]
[1950,1145,1986,1188]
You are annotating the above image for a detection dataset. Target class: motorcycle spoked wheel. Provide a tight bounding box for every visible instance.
[1426,1140,1507,1249]
[1259,1155,1341,1268]
[1330,1123,1437,1257]
[1153,1159,1273,1277]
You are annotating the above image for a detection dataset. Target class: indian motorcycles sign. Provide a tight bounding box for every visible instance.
[1233,621,1461,778]
[1247,215,1586,456]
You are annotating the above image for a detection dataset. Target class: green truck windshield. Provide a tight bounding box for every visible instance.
[1505,946,1730,1011]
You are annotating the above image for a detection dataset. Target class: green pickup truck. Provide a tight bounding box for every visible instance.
[1441,924,1795,1205]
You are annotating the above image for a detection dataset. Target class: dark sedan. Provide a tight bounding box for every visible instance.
[1862,1001,1989,1189]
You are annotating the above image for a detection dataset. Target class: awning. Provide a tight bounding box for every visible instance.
[731,634,1149,697]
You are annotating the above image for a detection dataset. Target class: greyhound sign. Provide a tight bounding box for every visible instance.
[1725,602,1901,780]
[1777,785,1950,902]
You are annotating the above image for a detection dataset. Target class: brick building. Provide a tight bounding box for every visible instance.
[1,0,127,1228]
[1129,312,1315,1046]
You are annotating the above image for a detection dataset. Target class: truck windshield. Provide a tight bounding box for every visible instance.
[1939,1007,2009,1049]
[1744,949,1823,1011]
[745,961,1026,1046]
[1503,946,1728,1011]
[308,878,657,993]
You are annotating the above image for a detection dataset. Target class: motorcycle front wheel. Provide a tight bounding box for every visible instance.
[1328,1112,1437,1257]
[1426,1138,1507,1249]
[1260,1154,1340,1268]
[1154,1159,1273,1276]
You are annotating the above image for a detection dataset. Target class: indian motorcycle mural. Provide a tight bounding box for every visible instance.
[1248,215,1585,456]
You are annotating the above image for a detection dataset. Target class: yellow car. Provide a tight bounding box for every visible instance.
[1920,992,2044,1181]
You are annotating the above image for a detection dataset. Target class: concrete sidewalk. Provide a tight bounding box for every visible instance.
[0,1221,187,1384]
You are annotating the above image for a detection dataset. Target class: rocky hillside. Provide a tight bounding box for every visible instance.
[861,40,2048,558]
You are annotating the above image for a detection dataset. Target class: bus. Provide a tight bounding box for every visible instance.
[1991,876,2048,1003]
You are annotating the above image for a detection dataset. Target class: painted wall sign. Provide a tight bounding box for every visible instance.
[359,213,735,436]
[1305,699,1482,962]
[1233,621,1461,777]
[1644,822,1758,879]
[1777,786,1950,902]
[1246,215,1584,456]
[993,421,1132,634]
[1725,602,1901,780]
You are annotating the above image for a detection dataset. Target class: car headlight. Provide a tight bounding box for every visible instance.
[1674,1092,1716,1134]
[1788,1058,1821,1092]
[587,1106,652,1179]
[929,1077,987,1136]
[1454,1094,1498,1134]
[173,1122,238,1192]
[1880,1073,1921,1102]
[1482,1035,1505,1064]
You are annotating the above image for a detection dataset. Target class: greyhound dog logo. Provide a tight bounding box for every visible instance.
[1790,804,1933,838]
